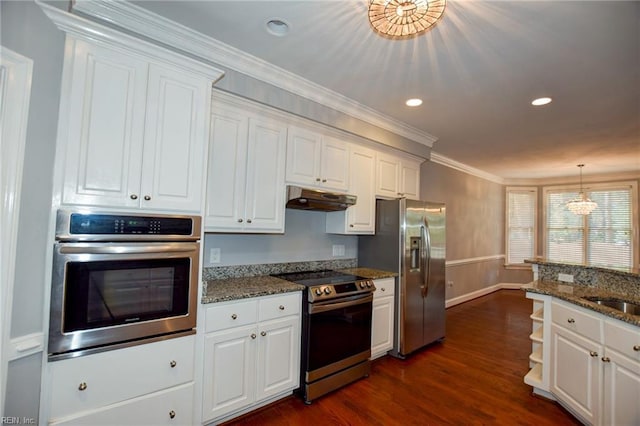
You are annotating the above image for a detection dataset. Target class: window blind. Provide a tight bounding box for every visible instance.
[545,186,633,269]
[507,189,536,264]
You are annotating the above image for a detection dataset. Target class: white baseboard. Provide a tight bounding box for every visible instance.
[446,283,525,308]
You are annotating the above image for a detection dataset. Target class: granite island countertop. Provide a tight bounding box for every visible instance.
[523,280,640,327]
[202,276,304,304]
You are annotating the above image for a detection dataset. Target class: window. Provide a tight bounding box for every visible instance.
[506,187,537,265]
[544,182,637,269]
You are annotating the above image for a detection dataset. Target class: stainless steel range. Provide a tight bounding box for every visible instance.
[272,270,375,404]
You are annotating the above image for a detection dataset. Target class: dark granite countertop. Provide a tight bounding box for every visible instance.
[202,276,304,304]
[525,257,640,278]
[523,280,640,327]
[339,267,398,280]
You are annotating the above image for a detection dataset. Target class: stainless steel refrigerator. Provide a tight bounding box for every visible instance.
[359,198,446,358]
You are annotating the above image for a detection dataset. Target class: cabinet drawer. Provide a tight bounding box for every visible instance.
[258,292,301,322]
[552,300,602,342]
[50,335,195,419]
[205,299,258,333]
[373,278,395,299]
[51,382,194,425]
[604,318,640,361]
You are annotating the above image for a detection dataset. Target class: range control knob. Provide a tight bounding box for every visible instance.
[359,282,366,288]
[366,281,373,288]
[314,288,323,296]
[323,287,332,295]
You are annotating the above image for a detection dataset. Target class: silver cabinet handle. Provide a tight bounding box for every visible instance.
[170,360,176,368]
[78,382,87,391]
[231,314,237,320]
[567,318,575,324]
[633,345,640,351]
[279,305,285,310]
[237,218,243,223]
[130,194,138,200]
[144,195,151,201]
[169,410,176,419]
[589,351,598,357]
[261,331,267,337]
[601,357,611,363]
[251,333,256,339]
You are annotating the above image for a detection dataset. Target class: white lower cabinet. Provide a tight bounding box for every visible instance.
[548,299,640,425]
[201,292,301,424]
[47,335,195,425]
[371,277,395,359]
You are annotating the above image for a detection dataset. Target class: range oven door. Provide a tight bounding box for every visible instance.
[49,241,199,360]
[304,294,373,382]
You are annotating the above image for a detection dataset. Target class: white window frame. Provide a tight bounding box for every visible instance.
[542,180,639,269]
[505,186,538,267]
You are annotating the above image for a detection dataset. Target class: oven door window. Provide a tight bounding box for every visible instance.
[307,300,372,372]
[63,258,190,332]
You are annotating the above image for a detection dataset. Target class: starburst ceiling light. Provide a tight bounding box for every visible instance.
[368,0,446,39]
[566,164,598,215]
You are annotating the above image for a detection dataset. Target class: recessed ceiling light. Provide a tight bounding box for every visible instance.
[531,97,552,106]
[406,98,423,107]
[266,19,290,36]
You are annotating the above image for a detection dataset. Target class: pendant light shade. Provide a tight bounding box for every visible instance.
[566,164,597,215]
[368,0,446,39]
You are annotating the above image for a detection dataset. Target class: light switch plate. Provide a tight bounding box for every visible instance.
[209,248,221,264]
[332,244,345,257]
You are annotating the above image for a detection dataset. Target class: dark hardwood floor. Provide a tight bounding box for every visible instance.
[222,290,581,426]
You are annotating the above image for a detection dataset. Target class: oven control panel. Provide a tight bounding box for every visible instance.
[308,279,375,302]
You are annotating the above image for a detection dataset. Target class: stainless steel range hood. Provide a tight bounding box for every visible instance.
[286,186,356,212]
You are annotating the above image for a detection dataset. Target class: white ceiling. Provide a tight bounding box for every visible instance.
[131,0,639,181]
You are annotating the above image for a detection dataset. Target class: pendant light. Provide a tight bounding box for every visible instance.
[566,164,597,215]
[368,0,446,39]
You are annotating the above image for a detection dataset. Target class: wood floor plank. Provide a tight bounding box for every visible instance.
[221,290,581,426]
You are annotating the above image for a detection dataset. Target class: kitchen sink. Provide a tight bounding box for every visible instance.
[583,297,640,316]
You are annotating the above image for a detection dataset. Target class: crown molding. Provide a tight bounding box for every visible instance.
[429,152,505,184]
[71,0,439,148]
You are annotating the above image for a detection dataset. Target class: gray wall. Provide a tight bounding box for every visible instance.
[1,0,64,419]
[203,209,358,267]
[421,161,533,300]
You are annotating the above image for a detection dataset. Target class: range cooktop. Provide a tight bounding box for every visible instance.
[271,270,364,286]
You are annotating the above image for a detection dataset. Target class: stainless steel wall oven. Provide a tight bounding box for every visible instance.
[48,210,201,361]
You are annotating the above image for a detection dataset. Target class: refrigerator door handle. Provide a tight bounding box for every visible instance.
[421,220,431,298]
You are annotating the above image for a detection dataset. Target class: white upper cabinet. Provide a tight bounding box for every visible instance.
[286,126,349,191]
[326,144,376,234]
[56,35,221,213]
[376,152,422,200]
[205,101,287,233]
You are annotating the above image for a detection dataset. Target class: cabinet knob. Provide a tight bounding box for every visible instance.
[589,351,598,357]
[144,195,151,201]
[381,287,386,291]
[231,314,237,320]
[247,219,252,223]
[78,382,87,391]
[261,331,267,337]
[279,305,285,310]
[237,218,243,223]
[316,178,321,182]
[130,194,138,200]
[567,318,575,324]
[169,410,176,419]
[633,345,640,352]
[251,333,257,339]
[322,179,327,183]
[349,224,354,228]
[170,360,177,368]
[601,357,611,363]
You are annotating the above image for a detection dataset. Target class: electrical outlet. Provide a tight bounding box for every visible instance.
[209,248,221,264]
[332,244,345,257]
[447,281,454,288]
[558,273,574,283]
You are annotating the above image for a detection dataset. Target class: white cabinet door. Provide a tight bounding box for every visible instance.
[326,144,376,234]
[205,109,248,230]
[59,39,213,213]
[50,383,194,426]
[371,278,395,359]
[319,136,349,191]
[243,118,287,232]
[61,39,147,209]
[376,152,400,199]
[400,158,421,200]
[202,325,256,422]
[286,126,322,186]
[139,64,209,212]
[255,316,300,401]
[602,349,640,426]
[551,324,602,424]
